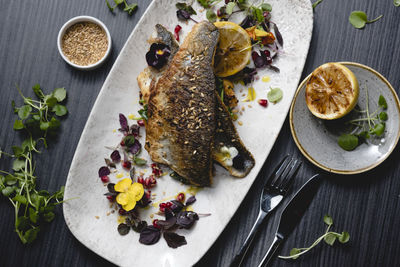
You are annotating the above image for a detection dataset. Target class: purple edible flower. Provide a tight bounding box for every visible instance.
[145,43,171,69]
[98,166,110,177]
[110,150,121,163]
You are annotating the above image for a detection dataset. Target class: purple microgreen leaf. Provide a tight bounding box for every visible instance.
[139,226,161,245]
[273,23,283,47]
[163,232,187,248]
[110,150,121,163]
[170,200,185,213]
[185,195,196,206]
[157,216,177,230]
[119,113,129,132]
[132,220,147,233]
[269,65,280,73]
[98,166,110,177]
[129,167,135,180]
[129,139,141,155]
[130,124,140,137]
[164,207,175,220]
[107,183,117,194]
[117,223,130,235]
[176,211,199,229]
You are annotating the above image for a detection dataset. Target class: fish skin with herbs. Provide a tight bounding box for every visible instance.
[145,21,220,186]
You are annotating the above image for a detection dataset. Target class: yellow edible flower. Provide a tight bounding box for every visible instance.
[242,87,256,102]
[115,178,144,211]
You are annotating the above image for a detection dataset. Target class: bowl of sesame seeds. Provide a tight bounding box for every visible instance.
[57,16,111,70]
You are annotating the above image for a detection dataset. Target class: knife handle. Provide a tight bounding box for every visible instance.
[257,235,283,267]
[230,211,267,267]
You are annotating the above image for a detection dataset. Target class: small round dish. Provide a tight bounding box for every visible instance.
[57,16,112,70]
[290,62,400,174]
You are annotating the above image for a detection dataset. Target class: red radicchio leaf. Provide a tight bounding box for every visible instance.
[110,150,121,163]
[139,226,161,245]
[163,232,187,248]
[119,113,129,132]
[98,166,110,177]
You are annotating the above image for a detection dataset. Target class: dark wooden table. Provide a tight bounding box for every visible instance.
[1,0,399,266]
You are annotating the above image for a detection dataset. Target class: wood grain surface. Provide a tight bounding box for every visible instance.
[1,0,399,266]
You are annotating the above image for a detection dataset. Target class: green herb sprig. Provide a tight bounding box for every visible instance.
[312,0,324,10]
[0,84,68,244]
[338,89,388,151]
[395,0,400,7]
[279,215,350,260]
[349,11,383,29]
[106,0,138,15]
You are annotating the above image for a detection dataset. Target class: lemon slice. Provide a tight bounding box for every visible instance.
[214,21,251,77]
[305,62,359,120]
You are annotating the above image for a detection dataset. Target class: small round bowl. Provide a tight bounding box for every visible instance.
[57,16,112,70]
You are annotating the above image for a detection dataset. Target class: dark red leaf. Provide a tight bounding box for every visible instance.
[139,226,161,245]
[98,166,110,177]
[163,232,187,248]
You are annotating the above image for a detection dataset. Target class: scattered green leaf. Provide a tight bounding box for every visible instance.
[378,95,387,109]
[106,0,138,15]
[206,9,217,22]
[134,157,147,166]
[349,11,383,29]
[176,2,197,15]
[394,0,400,7]
[18,105,32,120]
[371,123,385,136]
[379,111,388,121]
[338,231,350,243]
[267,87,283,103]
[52,88,66,102]
[12,159,25,171]
[52,104,68,116]
[14,119,24,130]
[323,214,333,226]
[338,134,358,151]
[260,3,272,12]
[226,2,236,15]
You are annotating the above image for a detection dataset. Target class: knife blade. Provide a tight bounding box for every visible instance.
[257,174,321,267]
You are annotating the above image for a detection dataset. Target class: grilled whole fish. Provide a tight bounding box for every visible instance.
[137,22,255,186]
[145,21,219,186]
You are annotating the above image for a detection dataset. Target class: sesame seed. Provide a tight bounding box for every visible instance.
[238,121,243,126]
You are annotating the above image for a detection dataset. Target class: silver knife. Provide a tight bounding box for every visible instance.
[257,174,321,267]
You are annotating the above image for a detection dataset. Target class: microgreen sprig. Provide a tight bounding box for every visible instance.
[349,11,383,29]
[106,0,138,15]
[279,215,350,260]
[338,88,388,151]
[0,84,68,244]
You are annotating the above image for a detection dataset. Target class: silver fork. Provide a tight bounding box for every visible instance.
[229,156,302,267]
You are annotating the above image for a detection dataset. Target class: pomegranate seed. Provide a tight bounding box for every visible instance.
[176,192,185,202]
[263,11,270,18]
[101,176,109,183]
[217,9,222,17]
[137,120,145,127]
[106,195,114,202]
[174,25,182,42]
[166,202,173,208]
[137,176,145,184]
[120,140,125,146]
[258,99,268,107]
[153,219,161,228]
[225,0,230,3]
[159,203,166,212]
[262,50,271,58]
[122,161,131,170]
[119,208,126,215]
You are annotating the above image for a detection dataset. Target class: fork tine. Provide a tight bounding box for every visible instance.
[271,158,294,188]
[278,159,302,193]
[264,155,291,188]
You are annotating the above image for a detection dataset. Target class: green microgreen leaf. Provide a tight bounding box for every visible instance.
[106,0,115,11]
[32,84,45,99]
[395,0,400,6]
[13,194,28,205]
[52,87,67,102]
[371,123,385,136]
[23,227,40,244]
[226,2,236,15]
[252,7,264,23]
[338,231,350,243]
[124,3,138,15]
[378,95,388,109]
[197,0,211,8]
[289,248,301,259]
[349,11,383,29]
[45,96,58,108]
[114,0,124,5]
[52,104,68,116]
[338,134,358,151]
[206,9,217,23]
[323,214,333,226]
[5,174,17,185]
[267,87,283,103]
[260,3,272,12]
[12,146,23,157]
[43,212,55,222]
[14,119,24,130]
[18,105,32,120]
[29,207,39,223]
[312,0,323,10]
[16,216,30,231]
[13,159,26,171]
[134,157,147,166]
[2,186,15,197]
[40,121,50,131]
[379,111,388,121]
[324,232,337,246]
[49,117,61,129]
